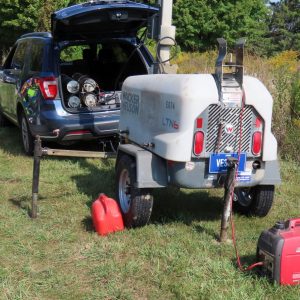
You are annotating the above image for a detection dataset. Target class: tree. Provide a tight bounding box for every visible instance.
[268,0,300,54]
[0,0,40,59]
[37,0,79,31]
[0,0,80,61]
[173,0,271,54]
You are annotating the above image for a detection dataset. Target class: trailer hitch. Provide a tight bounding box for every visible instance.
[30,136,116,218]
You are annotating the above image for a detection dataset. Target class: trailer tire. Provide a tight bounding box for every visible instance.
[234,185,275,217]
[116,154,153,228]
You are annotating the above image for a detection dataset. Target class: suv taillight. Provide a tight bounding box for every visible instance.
[35,77,58,100]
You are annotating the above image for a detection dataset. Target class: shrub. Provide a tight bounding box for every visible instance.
[174,51,216,74]
[291,70,300,119]
[267,51,300,162]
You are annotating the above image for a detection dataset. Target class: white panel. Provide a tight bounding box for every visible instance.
[120,74,278,162]
[120,74,219,161]
[243,76,278,161]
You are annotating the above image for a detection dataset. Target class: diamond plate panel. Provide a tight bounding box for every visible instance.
[206,105,254,153]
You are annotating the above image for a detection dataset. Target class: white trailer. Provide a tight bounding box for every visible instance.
[115,11,280,228]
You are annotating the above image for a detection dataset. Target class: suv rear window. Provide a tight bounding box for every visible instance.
[29,42,44,73]
[60,45,90,62]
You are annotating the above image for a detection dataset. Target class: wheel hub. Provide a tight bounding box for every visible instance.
[118,169,131,213]
[21,117,29,152]
[236,188,253,207]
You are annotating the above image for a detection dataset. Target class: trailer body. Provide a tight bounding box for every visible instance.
[115,39,280,227]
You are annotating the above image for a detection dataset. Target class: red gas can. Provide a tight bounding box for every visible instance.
[257,218,300,285]
[92,194,124,236]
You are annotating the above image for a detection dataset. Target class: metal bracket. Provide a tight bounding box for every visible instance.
[215,38,227,85]
[235,38,246,85]
[215,38,246,87]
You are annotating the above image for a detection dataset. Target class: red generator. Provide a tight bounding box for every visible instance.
[257,218,300,285]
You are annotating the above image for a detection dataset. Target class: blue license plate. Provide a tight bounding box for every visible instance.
[209,153,246,174]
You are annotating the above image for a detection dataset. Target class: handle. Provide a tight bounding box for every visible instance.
[3,71,17,84]
[288,218,300,230]
[99,193,111,216]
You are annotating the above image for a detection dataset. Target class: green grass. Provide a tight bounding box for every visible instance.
[0,126,300,299]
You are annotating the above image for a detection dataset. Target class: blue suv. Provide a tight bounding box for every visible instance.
[0,1,158,154]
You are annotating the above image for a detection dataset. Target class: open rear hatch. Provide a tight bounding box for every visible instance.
[51,0,159,41]
[55,1,158,112]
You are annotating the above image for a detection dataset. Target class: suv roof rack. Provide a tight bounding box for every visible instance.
[82,0,132,7]
[21,32,52,39]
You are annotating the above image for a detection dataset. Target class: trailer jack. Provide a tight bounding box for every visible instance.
[219,157,238,242]
[30,136,116,218]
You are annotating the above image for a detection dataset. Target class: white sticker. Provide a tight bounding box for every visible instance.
[237,175,251,182]
[185,162,195,171]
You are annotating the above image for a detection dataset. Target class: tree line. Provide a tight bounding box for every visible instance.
[0,0,299,59]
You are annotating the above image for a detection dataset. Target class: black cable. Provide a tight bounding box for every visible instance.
[154,36,178,73]
[106,27,149,102]
[112,43,143,92]
[155,36,177,64]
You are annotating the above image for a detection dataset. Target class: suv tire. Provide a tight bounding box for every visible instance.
[0,111,9,127]
[116,154,153,228]
[234,185,275,217]
[20,112,34,155]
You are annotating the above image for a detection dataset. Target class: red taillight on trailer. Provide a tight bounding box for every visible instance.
[252,131,262,155]
[193,131,204,156]
[255,117,262,128]
[35,77,58,100]
[196,118,203,129]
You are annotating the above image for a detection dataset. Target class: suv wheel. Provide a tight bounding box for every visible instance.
[234,185,275,217]
[116,154,153,228]
[20,113,34,155]
[0,111,9,127]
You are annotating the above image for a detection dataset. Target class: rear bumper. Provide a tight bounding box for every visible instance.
[168,159,281,188]
[28,99,120,141]
[117,143,281,189]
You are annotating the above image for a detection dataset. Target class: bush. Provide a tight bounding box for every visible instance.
[291,70,300,119]
[174,51,216,74]
[267,51,300,162]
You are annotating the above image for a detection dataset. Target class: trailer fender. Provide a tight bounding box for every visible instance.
[260,160,281,185]
[116,144,168,188]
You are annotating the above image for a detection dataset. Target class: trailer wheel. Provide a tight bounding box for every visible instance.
[20,112,34,156]
[116,154,153,228]
[234,185,275,217]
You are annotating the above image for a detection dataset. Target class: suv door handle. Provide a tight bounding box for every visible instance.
[3,74,17,84]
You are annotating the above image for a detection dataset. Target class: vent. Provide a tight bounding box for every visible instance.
[206,104,256,154]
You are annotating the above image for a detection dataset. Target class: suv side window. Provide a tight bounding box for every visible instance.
[28,41,44,74]
[3,46,17,70]
[10,41,27,70]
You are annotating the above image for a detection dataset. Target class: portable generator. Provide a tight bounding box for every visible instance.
[257,218,300,285]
